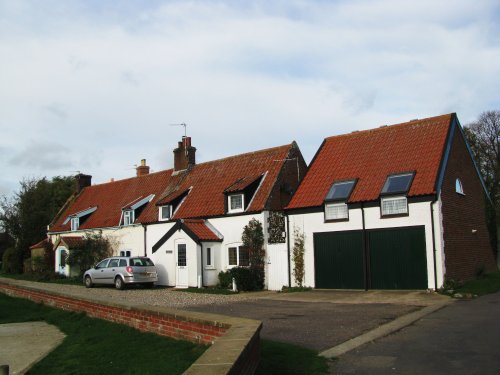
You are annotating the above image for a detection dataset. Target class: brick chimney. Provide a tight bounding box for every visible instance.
[173,136,196,172]
[75,173,92,193]
[136,159,150,176]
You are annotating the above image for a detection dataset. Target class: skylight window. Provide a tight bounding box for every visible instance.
[381,173,414,195]
[325,180,356,202]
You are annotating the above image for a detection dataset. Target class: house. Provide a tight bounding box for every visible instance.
[286,113,496,290]
[47,137,306,288]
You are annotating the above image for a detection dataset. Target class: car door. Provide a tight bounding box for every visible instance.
[102,258,120,284]
[92,259,110,283]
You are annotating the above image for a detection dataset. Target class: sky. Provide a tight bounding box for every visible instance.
[1,0,499,198]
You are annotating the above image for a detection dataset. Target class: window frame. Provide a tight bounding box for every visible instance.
[227,245,249,267]
[228,194,244,213]
[324,179,357,202]
[380,172,415,196]
[324,202,349,222]
[159,205,172,221]
[380,195,409,217]
[205,247,215,269]
[70,217,79,231]
[123,209,135,226]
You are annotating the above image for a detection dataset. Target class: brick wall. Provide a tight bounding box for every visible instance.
[440,127,496,281]
[0,282,226,344]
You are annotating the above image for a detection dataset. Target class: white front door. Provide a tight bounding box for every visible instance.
[176,243,188,288]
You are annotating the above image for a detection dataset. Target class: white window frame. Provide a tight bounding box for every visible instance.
[227,245,249,267]
[123,210,135,226]
[324,202,349,221]
[159,205,172,221]
[381,196,408,216]
[228,194,244,213]
[70,217,79,231]
[205,247,215,269]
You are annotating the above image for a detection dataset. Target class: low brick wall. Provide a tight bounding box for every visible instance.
[0,279,262,374]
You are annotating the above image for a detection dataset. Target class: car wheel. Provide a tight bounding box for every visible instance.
[84,276,93,288]
[115,276,125,290]
[144,283,154,289]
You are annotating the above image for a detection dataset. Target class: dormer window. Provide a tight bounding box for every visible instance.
[123,210,134,226]
[70,217,79,231]
[159,205,172,221]
[324,179,356,221]
[380,172,414,217]
[228,194,244,213]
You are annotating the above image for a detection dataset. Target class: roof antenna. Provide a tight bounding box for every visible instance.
[170,123,187,138]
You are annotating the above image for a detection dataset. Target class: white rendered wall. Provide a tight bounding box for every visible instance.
[289,201,441,289]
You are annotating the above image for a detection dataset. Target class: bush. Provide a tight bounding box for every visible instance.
[23,257,32,274]
[2,247,22,274]
[218,270,232,289]
[230,267,260,291]
[67,232,113,276]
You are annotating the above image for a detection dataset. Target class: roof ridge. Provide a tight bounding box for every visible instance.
[325,113,454,141]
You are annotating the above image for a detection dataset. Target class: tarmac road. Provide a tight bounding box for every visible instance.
[330,292,500,375]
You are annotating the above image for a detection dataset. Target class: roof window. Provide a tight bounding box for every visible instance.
[63,206,97,230]
[325,180,356,202]
[381,173,414,195]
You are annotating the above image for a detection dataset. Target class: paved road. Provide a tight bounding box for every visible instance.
[186,299,417,351]
[331,292,500,375]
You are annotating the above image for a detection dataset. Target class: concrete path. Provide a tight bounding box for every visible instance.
[330,292,500,374]
[0,322,65,375]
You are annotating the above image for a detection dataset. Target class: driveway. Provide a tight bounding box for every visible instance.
[330,292,500,374]
[185,290,447,351]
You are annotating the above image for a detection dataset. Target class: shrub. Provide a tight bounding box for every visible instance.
[292,227,305,287]
[230,267,260,291]
[67,231,113,276]
[23,257,33,274]
[217,270,232,289]
[1,247,22,274]
[242,218,265,290]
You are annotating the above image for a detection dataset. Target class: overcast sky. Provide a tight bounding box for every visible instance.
[1,0,499,197]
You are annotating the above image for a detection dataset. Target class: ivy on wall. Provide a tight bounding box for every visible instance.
[268,211,286,243]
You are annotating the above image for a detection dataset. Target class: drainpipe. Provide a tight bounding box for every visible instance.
[200,243,204,288]
[361,202,368,291]
[143,225,147,257]
[286,213,292,287]
[430,199,438,291]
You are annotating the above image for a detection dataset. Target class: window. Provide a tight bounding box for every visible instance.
[108,259,119,268]
[95,259,109,269]
[228,194,244,213]
[381,196,408,216]
[159,205,172,221]
[123,210,134,226]
[206,247,212,267]
[70,217,79,231]
[325,180,356,201]
[119,250,131,257]
[227,245,249,266]
[456,178,465,195]
[119,259,127,267]
[381,173,414,195]
[325,202,349,220]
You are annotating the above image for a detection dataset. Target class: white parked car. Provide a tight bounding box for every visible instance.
[83,256,158,290]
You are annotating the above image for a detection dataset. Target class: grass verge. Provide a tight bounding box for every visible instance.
[451,270,500,296]
[175,287,238,295]
[0,272,81,285]
[257,340,329,375]
[0,293,206,375]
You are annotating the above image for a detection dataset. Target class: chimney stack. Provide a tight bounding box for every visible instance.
[173,136,196,172]
[136,159,150,176]
[75,173,92,193]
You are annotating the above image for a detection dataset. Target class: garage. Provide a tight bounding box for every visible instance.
[313,226,427,290]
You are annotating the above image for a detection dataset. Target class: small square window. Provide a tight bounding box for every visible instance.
[159,206,172,221]
[381,196,408,216]
[325,202,349,220]
[123,210,134,226]
[70,217,79,231]
[228,194,244,213]
[227,245,249,267]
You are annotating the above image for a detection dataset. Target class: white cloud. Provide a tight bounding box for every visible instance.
[0,0,499,196]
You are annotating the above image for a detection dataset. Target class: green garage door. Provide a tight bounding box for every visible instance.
[314,231,364,289]
[369,226,427,290]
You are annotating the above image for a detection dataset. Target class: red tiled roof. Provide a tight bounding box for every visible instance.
[30,238,49,249]
[183,219,221,242]
[50,144,293,232]
[224,174,263,193]
[55,236,85,249]
[287,114,453,209]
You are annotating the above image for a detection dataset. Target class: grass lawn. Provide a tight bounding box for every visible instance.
[0,272,81,285]
[257,340,329,375]
[0,293,206,375]
[452,270,500,296]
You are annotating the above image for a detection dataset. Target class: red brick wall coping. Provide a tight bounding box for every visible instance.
[0,278,262,375]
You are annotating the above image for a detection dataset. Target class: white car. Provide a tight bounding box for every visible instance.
[83,256,158,290]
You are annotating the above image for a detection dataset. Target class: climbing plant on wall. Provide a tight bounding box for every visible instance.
[292,226,306,287]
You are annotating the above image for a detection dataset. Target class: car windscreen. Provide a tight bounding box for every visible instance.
[130,258,154,267]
